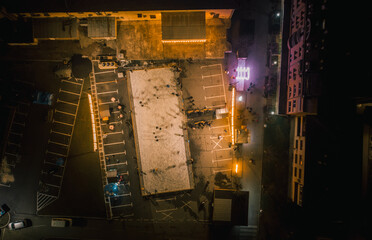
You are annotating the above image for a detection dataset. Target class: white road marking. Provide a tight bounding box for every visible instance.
[97,90,118,95]
[203,84,223,89]
[205,95,225,100]
[59,89,80,96]
[94,70,115,75]
[57,99,78,106]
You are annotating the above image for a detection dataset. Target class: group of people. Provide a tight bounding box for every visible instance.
[189,120,213,129]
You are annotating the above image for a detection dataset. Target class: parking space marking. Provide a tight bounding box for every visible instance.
[110,203,133,208]
[59,89,80,96]
[209,124,229,129]
[212,138,223,149]
[103,141,125,146]
[12,121,25,126]
[202,74,221,79]
[94,70,115,75]
[48,140,68,147]
[156,197,176,202]
[57,99,78,106]
[55,110,75,116]
[46,150,67,157]
[111,192,131,197]
[9,131,22,136]
[201,64,220,69]
[106,161,128,167]
[53,120,74,127]
[181,201,192,210]
[212,158,232,163]
[50,130,71,137]
[61,79,82,86]
[7,142,20,147]
[212,147,231,152]
[205,95,225,100]
[104,130,124,136]
[212,168,231,174]
[44,161,60,167]
[41,171,62,178]
[160,211,174,220]
[97,90,118,95]
[203,84,223,89]
[5,152,17,157]
[45,183,60,188]
[101,120,122,125]
[105,151,127,156]
[96,79,117,85]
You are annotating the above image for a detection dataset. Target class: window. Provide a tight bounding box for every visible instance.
[295,154,298,163]
[293,85,297,97]
[299,155,303,165]
[293,100,297,109]
[298,82,301,95]
[288,101,292,112]
[300,140,303,150]
[299,169,302,179]
[294,167,297,177]
[289,87,292,98]
[295,140,298,149]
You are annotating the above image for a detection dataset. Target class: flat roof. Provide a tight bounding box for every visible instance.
[128,67,193,195]
[32,18,78,39]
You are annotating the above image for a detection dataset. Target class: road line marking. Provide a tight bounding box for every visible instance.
[106,161,128,167]
[96,79,117,85]
[99,101,114,105]
[46,150,67,157]
[53,120,74,126]
[156,197,176,202]
[62,79,82,85]
[212,158,232,163]
[219,64,228,105]
[50,130,71,137]
[55,110,75,116]
[110,203,133,208]
[94,70,115,75]
[41,171,62,177]
[104,151,126,156]
[202,74,221,79]
[212,168,231,174]
[205,95,225,100]
[57,99,78,106]
[103,141,125,146]
[212,138,223,149]
[48,140,68,147]
[44,161,61,167]
[59,89,80,96]
[203,84,223,89]
[97,90,118,95]
[110,192,131,197]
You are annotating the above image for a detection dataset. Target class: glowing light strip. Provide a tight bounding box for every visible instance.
[231,87,235,145]
[236,67,250,81]
[162,39,207,43]
[88,93,97,151]
[235,163,238,173]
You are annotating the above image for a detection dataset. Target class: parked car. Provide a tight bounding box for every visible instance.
[33,91,54,106]
[8,219,32,230]
[51,218,72,227]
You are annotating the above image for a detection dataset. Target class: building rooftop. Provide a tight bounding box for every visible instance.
[128,67,193,195]
[2,0,236,13]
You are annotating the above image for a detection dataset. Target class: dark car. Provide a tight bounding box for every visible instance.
[8,219,32,230]
[0,204,10,217]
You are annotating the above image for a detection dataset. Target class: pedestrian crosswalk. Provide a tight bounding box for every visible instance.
[37,78,84,212]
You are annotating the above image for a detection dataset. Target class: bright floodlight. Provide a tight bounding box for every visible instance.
[236,67,250,81]
[276,12,280,17]
[271,111,275,115]
[238,96,243,101]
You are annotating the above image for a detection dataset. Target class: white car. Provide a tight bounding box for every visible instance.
[8,219,32,230]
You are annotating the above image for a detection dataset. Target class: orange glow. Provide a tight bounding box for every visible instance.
[235,163,238,173]
[231,87,235,145]
[162,39,206,43]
